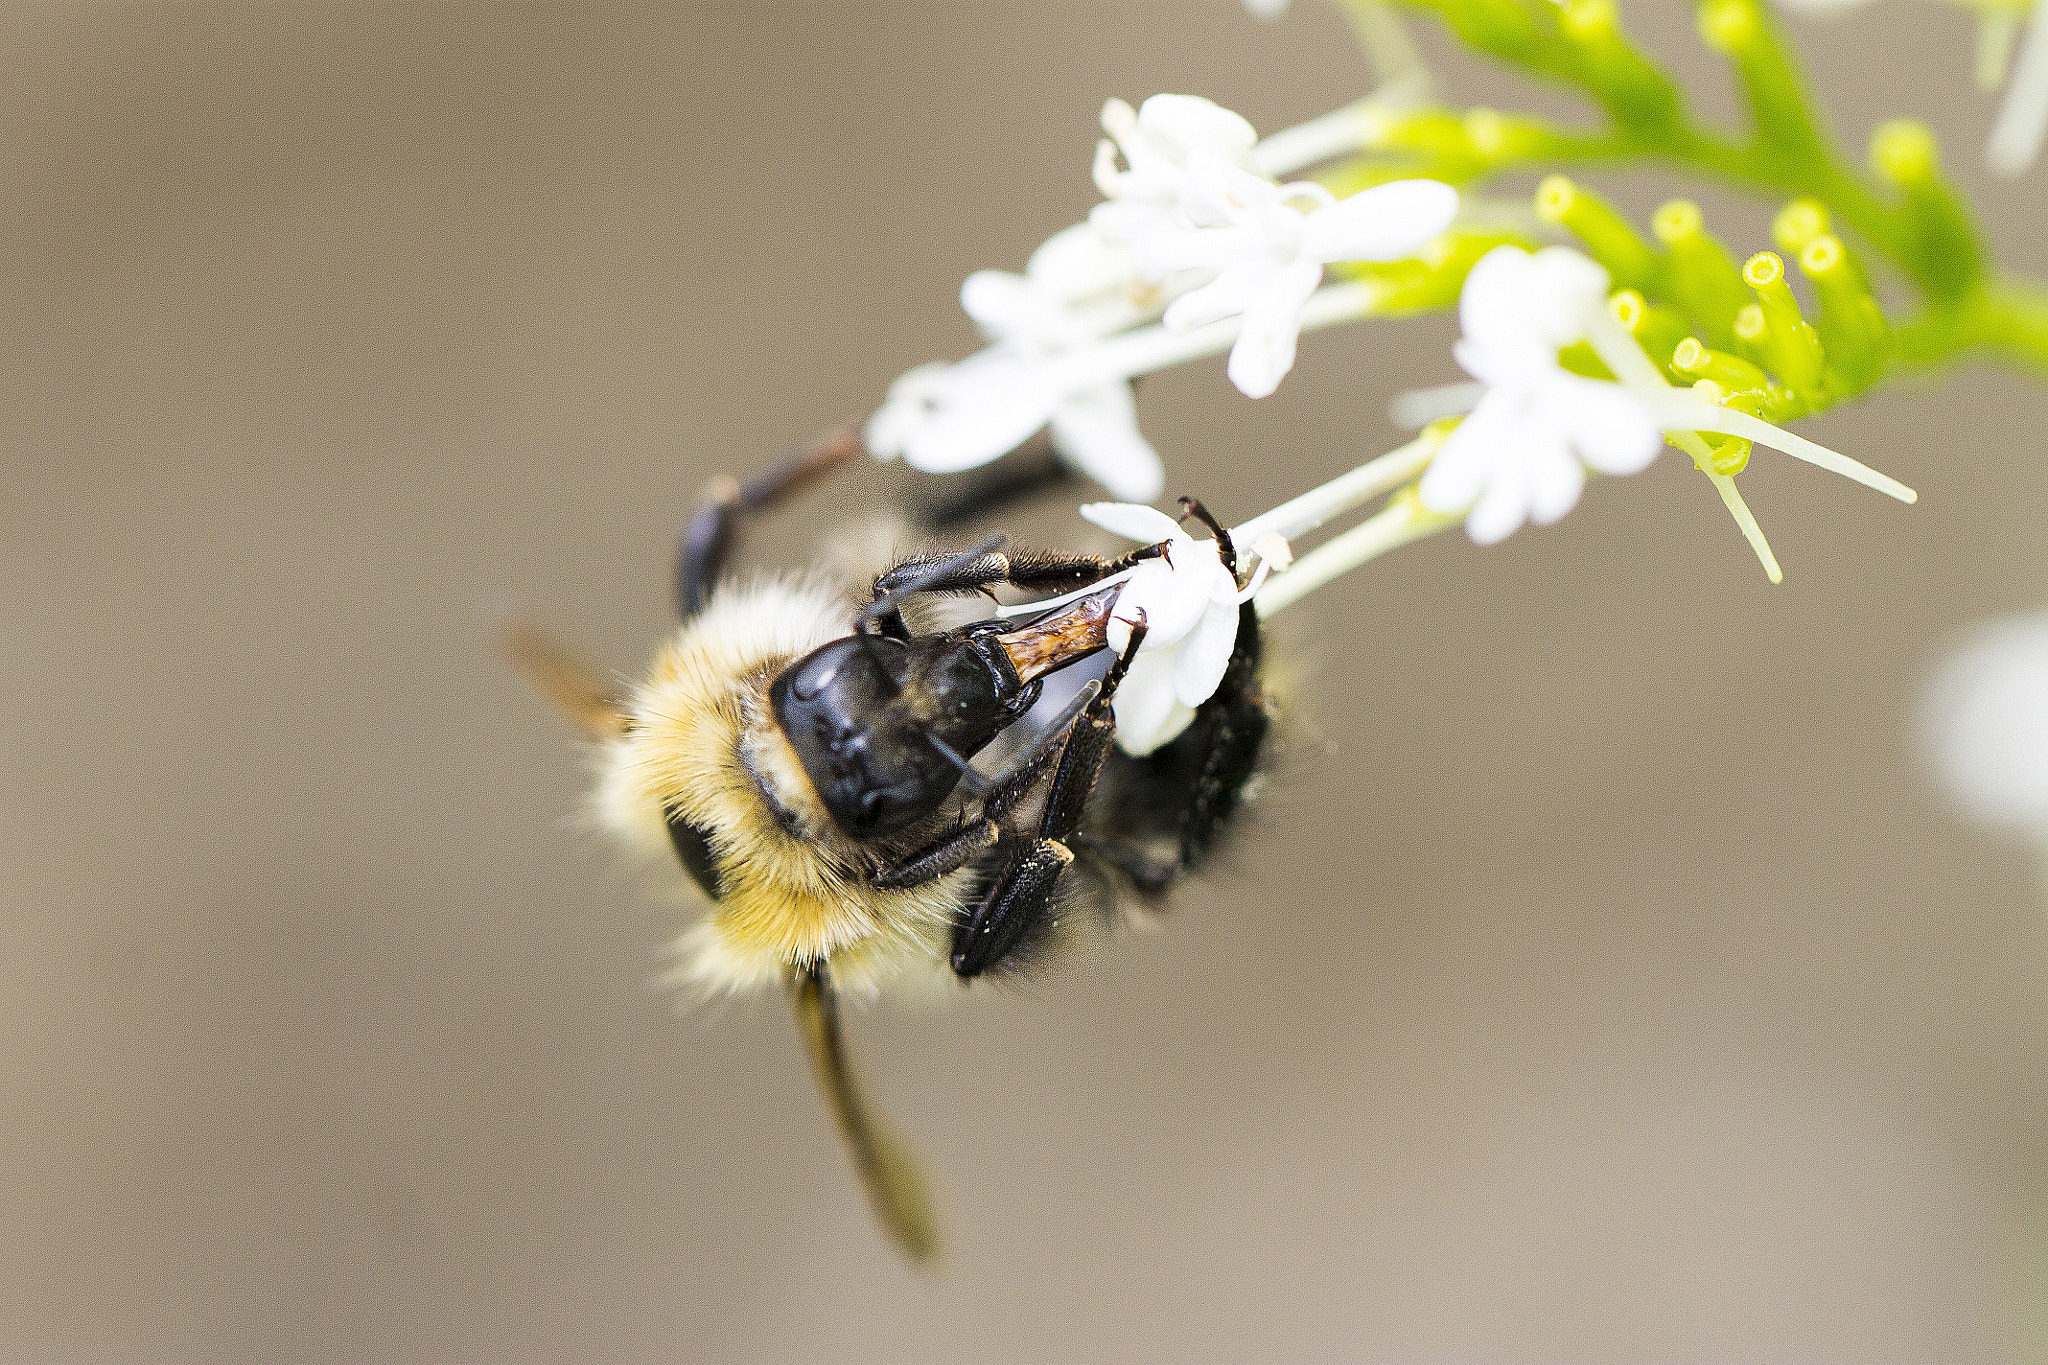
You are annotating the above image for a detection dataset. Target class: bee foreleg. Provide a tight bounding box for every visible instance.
[870,543,1165,608]
[950,622,1145,978]
[872,819,999,891]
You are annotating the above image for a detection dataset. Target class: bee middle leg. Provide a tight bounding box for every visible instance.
[950,622,1147,978]
[675,425,863,619]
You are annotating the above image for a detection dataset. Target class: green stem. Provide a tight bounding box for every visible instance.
[1894,279,2048,373]
[1982,280,2048,372]
[1391,2,1921,272]
[1375,2,2048,383]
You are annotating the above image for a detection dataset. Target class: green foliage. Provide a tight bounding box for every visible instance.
[1325,0,2048,413]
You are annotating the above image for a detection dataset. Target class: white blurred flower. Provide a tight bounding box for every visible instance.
[1924,608,2048,838]
[1989,0,2048,174]
[1078,501,1277,755]
[1773,0,2048,174]
[1093,95,1456,399]
[1244,0,1289,17]
[1417,246,1663,544]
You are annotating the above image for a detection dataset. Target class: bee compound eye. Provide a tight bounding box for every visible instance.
[664,808,725,900]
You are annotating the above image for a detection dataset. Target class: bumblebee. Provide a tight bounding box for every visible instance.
[512,429,1271,1261]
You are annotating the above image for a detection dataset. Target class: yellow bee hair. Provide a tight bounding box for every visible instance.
[590,571,961,1001]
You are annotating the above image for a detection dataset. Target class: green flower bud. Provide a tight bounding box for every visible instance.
[1652,199,1753,345]
[1770,199,1829,257]
[1535,176,1663,291]
[1869,119,1985,297]
[1798,233,1890,387]
[1743,251,1826,391]
[1609,289,1692,379]
[1555,0,1684,129]
[1696,0,1825,159]
[1672,336,1771,392]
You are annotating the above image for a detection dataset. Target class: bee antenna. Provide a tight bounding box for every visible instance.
[922,733,992,797]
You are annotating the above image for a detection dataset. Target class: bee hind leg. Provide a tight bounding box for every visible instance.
[791,963,939,1264]
[1085,599,1269,889]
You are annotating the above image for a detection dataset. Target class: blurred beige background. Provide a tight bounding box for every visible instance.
[6,2,2048,1360]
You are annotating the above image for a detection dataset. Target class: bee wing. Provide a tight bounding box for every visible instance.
[502,621,631,741]
[791,967,940,1264]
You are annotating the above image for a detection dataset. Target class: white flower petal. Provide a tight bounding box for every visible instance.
[960,270,1045,342]
[1049,385,1165,503]
[1176,151,1283,228]
[1139,222,1247,282]
[1136,94,1259,161]
[897,355,1058,473]
[1113,558,1215,651]
[1525,433,1587,526]
[1173,596,1241,706]
[1025,223,1129,301]
[1458,246,1541,353]
[1162,257,1278,333]
[1417,393,1516,515]
[1555,374,1663,475]
[1226,259,1322,398]
[1465,458,1534,544]
[1080,500,1182,545]
[1112,649,1197,756]
[1298,179,1459,264]
[864,362,952,458]
[1525,245,1613,318]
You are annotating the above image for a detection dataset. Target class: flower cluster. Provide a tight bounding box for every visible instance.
[866,87,1459,501]
[881,0,2048,735]
[1091,94,1458,399]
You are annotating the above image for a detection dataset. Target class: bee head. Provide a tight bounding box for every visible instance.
[768,628,1029,840]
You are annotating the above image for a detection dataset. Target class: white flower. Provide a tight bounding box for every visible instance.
[1410,244,1915,561]
[865,228,1166,503]
[1090,95,1260,274]
[1078,501,1269,755]
[1417,246,1664,544]
[1092,95,1456,399]
[1152,169,1458,399]
[1244,0,1289,17]
[1923,608,2048,837]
